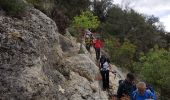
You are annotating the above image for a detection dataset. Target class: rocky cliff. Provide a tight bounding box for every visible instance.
[0,8,123,100]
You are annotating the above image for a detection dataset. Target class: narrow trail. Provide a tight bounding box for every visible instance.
[88,47,126,100]
[111,65,125,80]
[66,42,127,100]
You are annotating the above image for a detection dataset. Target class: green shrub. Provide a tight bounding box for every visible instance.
[105,39,136,71]
[134,46,170,99]
[116,41,136,70]
[0,0,27,17]
[72,11,100,29]
[68,27,79,37]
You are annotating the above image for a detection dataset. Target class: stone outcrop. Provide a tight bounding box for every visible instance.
[0,8,64,99]
[0,7,124,100]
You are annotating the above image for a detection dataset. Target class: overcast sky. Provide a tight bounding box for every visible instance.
[113,0,170,32]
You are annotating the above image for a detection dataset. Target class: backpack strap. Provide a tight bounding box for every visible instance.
[132,90,138,100]
[146,90,153,99]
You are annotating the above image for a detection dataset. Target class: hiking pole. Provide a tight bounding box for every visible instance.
[110,70,117,79]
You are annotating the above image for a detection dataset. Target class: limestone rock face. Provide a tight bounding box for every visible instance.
[0,8,64,99]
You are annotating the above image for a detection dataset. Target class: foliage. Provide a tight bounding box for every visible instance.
[101,5,168,61]
[72,11,100,30]
[101,5,124,36]
[105,38,136,71]
[55,0,91,20]
[26,0,91,34]
[51,0,90,34]
[0,0,27,17]
[72,11,100,53]
[134,46,170,99]
[67,27,78,37]
[104,37,120,58]
[51,8,69,34]
[92,0,112,22]
[115,40,136,70]
[26,0,54,16]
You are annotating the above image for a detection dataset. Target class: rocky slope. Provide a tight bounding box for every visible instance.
[0,8,124,100]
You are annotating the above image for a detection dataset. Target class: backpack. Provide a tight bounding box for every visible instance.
[85,35,91,44]
[119,80,134,97]
[119,80,124,85]
[100,56,107,67]
[85,34,93,44]
[100,55,111,70]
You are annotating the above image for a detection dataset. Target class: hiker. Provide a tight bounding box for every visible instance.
[94,37,102,60]
[117,73,136,100]
[99,55,111,91]
[132,82,156,100]
[84,29,93,52]
[85,35,92,51]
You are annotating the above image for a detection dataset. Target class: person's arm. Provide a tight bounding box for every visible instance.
[109,64,112,71]
[99,59,101,69]
[107,59,112,71]
[131,91,136,100]
[100,40,102,48]
[151,92,156,100]
[117,83,124,98]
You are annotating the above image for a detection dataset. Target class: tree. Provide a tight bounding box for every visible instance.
[105,38,136,71]
[55,0,91,20]
[72,11,100,53]
[26,0,91,34]
[114,40,136,71]
[102,6,167,58]
[92,0,112,22]
[146,15,159,25]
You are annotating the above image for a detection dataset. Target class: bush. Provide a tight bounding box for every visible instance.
[134,46,170,99]
[0,0,27,17]
[72,11,100,29]
[105,39,136,71]
[68,27,79,37]
[115,41,136,70]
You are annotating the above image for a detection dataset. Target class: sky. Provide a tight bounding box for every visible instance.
[113,0,170,32]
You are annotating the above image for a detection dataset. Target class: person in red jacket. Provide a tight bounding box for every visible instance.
[94,37,102,60]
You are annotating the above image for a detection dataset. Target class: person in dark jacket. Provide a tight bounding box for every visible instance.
[117,73,136,100]
[99,55,111,91]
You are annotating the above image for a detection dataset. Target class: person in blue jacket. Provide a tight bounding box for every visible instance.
[132,82,156,100]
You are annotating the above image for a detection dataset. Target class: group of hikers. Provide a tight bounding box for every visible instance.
[83,29,156,100]
[99,55,156,100]
[84,29,102,60]
[116,73,156,100]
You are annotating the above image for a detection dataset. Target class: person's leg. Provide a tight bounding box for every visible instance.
[86,44,88,51]
[86,44,90,51]
[98,48,100,60]
[106,70,109,89]
[89,44,92,52]
[95,48,98,60]
[96,48,100,60]
[101,71,106,90]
